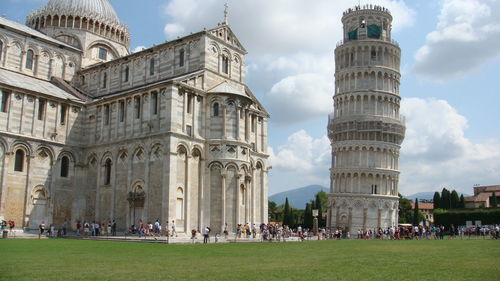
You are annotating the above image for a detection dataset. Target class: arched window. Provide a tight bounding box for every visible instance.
[60,156,69,177]
[14,149,24,172]
[222,55,229,74]
[104,158,112,185]
[213,103,219,117]
[26,49,34,70]
[0,41,3,62]
[149,58,155,75]
[179,49,185,67]
[102,72,107,88]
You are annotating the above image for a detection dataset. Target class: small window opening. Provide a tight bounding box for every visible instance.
[213,103,219,117]
[98,47,107,60]
[104,104,110,125]
[222,56,229,74]
[60,156,69,177]
[151,92,158,115]
[119,100,125,122]
[179,49,185,67]
[25,49,34,70]
[149,58,155,75]
[14,149,24,172]
[104,159,112,185]
[38,99,46,120]
[1,91,10,113]
[60,104,67,125]
[134,96,141,119]
[124,66,129,82]
[102,72,107,88]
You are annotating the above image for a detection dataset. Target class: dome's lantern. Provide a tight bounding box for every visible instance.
[26,0,130,47]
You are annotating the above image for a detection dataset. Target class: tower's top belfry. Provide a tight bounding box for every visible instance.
[341,5,393,43]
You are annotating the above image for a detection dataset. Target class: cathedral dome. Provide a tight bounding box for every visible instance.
[26,0,130,49]
[28,0,122,26]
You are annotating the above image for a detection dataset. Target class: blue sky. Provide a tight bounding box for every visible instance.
[3,0,500,196]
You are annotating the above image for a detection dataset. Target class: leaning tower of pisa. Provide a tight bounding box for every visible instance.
[327,5,406,232]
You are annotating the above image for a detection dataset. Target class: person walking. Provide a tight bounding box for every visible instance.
[171,220,177,237]
[111,220,117,236]
[38,221,45,239]
[203,226,210,244]
[76,221,81,236]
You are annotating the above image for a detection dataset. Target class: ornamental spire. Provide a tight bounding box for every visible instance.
[223,3,228,25]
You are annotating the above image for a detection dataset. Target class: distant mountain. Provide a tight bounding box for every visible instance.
[405,192,436,201]
[405,191,470,201]
[269,185,328,209]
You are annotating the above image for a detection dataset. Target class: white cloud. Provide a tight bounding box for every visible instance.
[162,0,414,56]
[269,130,331,187]
[269,98,500,195]
[161,0,415,125]
[266,73,333,123]
[399,98,500,194]
[414,0,500,80]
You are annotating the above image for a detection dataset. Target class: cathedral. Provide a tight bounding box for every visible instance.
[0,0,269,233]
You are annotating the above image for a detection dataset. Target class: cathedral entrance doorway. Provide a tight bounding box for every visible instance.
[127,186,145,227]
[28,186,49,230]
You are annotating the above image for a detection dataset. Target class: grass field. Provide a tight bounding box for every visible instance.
[0,238,498,281]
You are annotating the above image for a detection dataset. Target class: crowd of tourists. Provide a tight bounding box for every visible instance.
[3,218,496,242]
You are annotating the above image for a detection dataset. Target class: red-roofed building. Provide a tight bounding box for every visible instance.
[464,185,500,208]
[410,201,434,225]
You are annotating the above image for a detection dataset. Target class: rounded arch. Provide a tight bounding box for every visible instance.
[224,162,239,171]
[87,40,120,58]
[31,185,49,200]
[255,159,265,170]
[130,179,145,192]
[210,42,220,54]
[208,161,223,170]
[100,151,113,164]
[176,143,189,155]
[12,141,32,156]
[57,150,76,162]
[191,147,202,159]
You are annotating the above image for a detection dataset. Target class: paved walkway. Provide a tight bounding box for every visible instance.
[2,229,305,244]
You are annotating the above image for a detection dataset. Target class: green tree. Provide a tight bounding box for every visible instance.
[413,198,420,226]
[491,192,498,208]
[283,198,291,226]
[304,203,313,229]
[459,194,466,208]
[450,190,460,209]
[441,188,451,209]
[433,192,441,209]
[398,194,413,223]
[316,190,329,211]
[315,193,324,227]
[268,200,278,221]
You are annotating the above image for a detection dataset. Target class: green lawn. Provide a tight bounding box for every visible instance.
[0,238,498,281]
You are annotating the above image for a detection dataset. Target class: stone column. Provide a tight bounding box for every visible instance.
[363,207,368,231]
[184,154,190,233]
[95,160,102,221]
[222,105,227,139]
[235,174,241,226]
[221,172,226,231]
[198,158,205,231]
